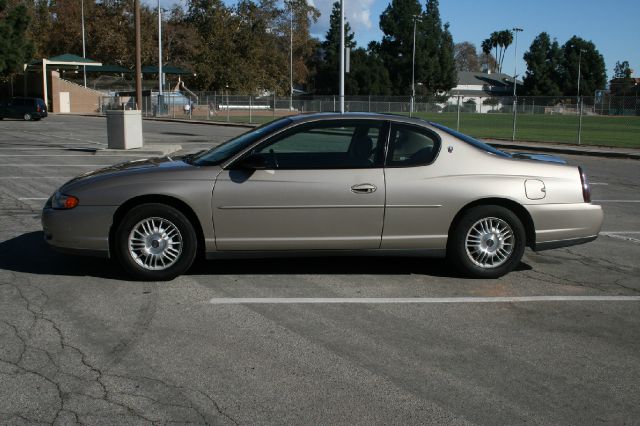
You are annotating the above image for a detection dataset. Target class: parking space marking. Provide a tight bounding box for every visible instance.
[593,200,640,203]
[0,154,147,157]
[18,198,48,201]
[590,182,608,186]
[0,164,111,167]
[208,296,640,305]
[1,176,74,179]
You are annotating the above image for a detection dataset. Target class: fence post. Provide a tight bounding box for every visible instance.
[368,95,371,112]
[273,93,276,119]
[532,99,535,114]
[226,92,230,122]
[578,96,583,145]
[456,96,461,131]
[511,95,517,141]
[249,95,252,124]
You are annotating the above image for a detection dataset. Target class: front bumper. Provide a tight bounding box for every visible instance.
[41,205,117,257]
[525,203,604,251]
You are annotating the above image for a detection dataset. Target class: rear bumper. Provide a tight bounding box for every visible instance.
[41,205,116,257]
[526,203,604,250]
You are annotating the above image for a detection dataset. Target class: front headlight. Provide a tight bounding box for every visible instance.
[51,191,79,210]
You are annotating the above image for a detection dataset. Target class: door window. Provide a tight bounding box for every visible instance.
[247,120,384,169]
[386,124,440,167]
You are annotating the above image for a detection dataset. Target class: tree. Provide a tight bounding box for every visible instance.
[379,0,455,96]
[379,0,422,95]
[454,42,480,72]
[522,32,563,96]
[0,0,34,77]
[559,36,607,97]
[611,60,635,96]
[483,29,513,73]
[314,1,355,94]
[613,60,632,79]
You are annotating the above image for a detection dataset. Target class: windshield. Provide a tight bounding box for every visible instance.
[429,122,511,158]
[193,118,292,166]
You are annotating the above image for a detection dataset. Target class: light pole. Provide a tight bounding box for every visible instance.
[339,0,344,113]
[289,1,293,111]
[158,0,163,99]
[511,27,523,141]
[81,0,87,88]
[576,48,586,144]
[410,15,421,116]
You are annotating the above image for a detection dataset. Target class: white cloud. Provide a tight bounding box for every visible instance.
[310,0,375,43]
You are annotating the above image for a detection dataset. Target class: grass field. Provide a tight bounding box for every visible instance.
[187,110,640,149]
[410,112,640,148]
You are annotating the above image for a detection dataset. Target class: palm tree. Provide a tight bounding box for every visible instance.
[497,29,513,73]
[481,38,493,72]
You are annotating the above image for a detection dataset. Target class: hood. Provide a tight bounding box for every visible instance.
[510,152,567,164]
[62,155,194,188]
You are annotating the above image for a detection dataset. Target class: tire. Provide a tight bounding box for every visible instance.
[114,203,197,281]
[24,112,32,121]
[447,205,526,279]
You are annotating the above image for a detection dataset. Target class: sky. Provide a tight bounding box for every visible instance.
[152,0,640,80]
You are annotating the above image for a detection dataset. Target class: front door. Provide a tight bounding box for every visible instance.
[212,119,387,250]
[59,92,71,113]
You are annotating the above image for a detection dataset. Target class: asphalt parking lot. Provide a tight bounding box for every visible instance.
[1,115,639,425]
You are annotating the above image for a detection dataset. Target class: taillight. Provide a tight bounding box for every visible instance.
[578,166,591,203]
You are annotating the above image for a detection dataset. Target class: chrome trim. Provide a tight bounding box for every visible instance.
[218,204,383,210]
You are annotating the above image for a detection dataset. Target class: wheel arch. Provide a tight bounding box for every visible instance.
[109,194,206,258]
[447,198,535,249]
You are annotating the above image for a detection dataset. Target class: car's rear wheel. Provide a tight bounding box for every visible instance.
[114,203,197,281]
[23,113,32,121]
[448,205,525,278]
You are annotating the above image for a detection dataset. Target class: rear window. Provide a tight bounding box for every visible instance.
[429,122,511,158]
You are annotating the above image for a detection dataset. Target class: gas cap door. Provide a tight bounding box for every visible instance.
[525,179,546,200]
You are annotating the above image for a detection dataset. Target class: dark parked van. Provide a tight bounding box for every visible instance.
[0,97,48,121]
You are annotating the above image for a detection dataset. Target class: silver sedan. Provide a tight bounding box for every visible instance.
[42,113,603,280]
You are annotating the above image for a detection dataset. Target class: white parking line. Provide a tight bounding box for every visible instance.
[1,176,73,179]
[593,200,640,203]
[601,231,640,234]
[208,296,640,305]
[18,198,48,201]
[0,154,147,157]
[590,182,608,185]
[0,164,108,167]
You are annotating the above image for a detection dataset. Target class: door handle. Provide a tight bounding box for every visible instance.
[351,183,377,194]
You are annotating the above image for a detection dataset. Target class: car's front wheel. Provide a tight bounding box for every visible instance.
[23,112,32,121]
[114,203,197,281]
[448,205,525,278]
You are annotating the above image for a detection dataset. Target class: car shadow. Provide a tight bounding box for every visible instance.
[0,231,126,279]
[1,231,532,279]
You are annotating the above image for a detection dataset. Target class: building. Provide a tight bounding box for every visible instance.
[447,70,523,113]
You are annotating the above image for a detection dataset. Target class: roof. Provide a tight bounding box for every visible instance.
[141,65,192,75]
[287,112,429,126]
[47,54,101,64]
[457,71,522,87]
[86,64,131,73]
[26,53,102,70]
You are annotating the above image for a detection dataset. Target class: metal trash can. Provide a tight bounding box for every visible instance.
[106,110,143,149]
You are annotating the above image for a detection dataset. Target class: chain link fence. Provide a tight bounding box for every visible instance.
[97,92,640,147]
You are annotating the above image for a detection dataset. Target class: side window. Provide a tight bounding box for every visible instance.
[250,120,383,169]
[387,124,439,167]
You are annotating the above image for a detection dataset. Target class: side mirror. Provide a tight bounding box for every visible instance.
[234,154,268,170]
